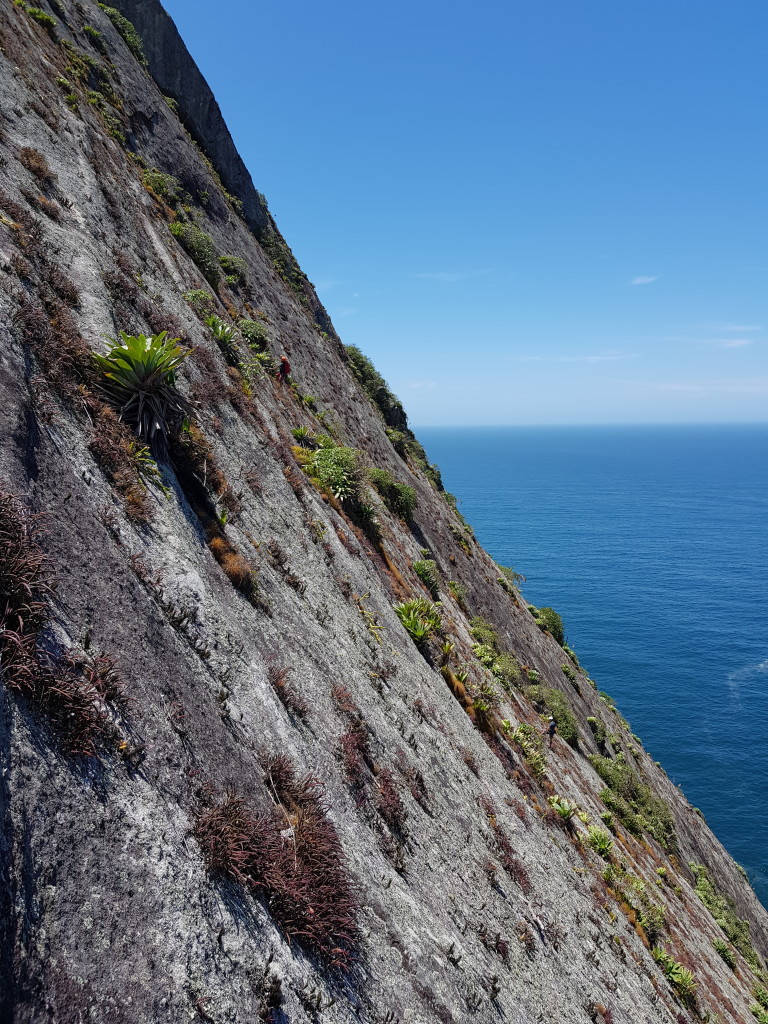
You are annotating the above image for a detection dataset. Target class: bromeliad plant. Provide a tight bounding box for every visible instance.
[93,332,191,456]
[586,825,613,859]
[548,795,579,830]
[204,314,239,363]
[652,948,697,1006]
[394,597,442,645]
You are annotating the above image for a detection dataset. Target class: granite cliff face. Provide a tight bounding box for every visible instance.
[1,3,767,1023]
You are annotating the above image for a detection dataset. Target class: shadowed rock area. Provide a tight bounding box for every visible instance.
[1,2,767,1022]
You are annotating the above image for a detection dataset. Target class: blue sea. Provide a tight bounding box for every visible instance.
[417,424,768,908]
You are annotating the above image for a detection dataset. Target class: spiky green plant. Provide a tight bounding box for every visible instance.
[394,598,442,645]
[586,825,613,859]
[291,426,317,448]
[652,948,697,1005]
[548,795,578,825]
[507,722,546,777]
[93,332,191,455]
[413,558,439,599]
[712,937,735,969]
[204,314,239,361]
[129,443,171,497]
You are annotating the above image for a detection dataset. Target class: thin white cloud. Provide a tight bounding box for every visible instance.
[557,353,638,364]
[721,323,762,332]
[656,381,768,394]
[411,269,495,283]
[314,279,340,292]
[667,336,754,349]
[517,352,637,364]
[631,275,659,286]
[406,380,438,390]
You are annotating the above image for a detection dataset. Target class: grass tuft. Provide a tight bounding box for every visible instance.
[194,757,358,970]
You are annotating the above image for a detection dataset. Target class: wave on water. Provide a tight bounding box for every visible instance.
[726,658,768,685]
[724,659,768,711]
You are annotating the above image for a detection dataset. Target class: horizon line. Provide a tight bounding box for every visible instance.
[410,420,768,429]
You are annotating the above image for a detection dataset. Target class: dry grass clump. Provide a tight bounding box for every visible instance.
[207,535,257,599]
[331,684,372,783]
[43,263,79,306]
[20,187,61,221]
[478,795,532,895]
[189,346,224,407]
[266,662,309,719]
[88,406,153,525]
[171,423,226,494]
[194,754,358,970]
[12,295,92,400]
[394,749,430,810]
[19,146,56,186]
[0,493,123,754]
[375,767,408,835]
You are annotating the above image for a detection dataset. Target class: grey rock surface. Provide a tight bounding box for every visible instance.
[0,3,766,1023]
[113,0,269,237]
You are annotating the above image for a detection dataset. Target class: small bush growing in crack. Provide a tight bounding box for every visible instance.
[412,558,439,599]
[170,222,220,286]
[368,468,417,520]
[267,662,309,719]
[19,146,57,184]
[208,536,259,602]
[332,684,371,783]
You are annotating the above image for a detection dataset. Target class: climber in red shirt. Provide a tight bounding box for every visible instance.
[275,354,291,383]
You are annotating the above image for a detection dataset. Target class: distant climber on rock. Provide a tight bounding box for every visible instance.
[546,715,557,747]
[275,354,291,383]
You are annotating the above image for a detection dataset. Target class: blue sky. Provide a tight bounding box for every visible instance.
[161,0,767,425]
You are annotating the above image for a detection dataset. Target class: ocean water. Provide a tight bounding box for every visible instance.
[417,424,768,908]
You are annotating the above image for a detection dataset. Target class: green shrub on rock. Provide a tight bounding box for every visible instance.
[587,825,613,859]
[142,169,183,205]
[690,862,762,969]
[97,4,147,65]
[368,467,417,520]
[589,753,676,851]
[170,222,220,286]
[413,559,439,599]
[219,254,246,285]
[526,685,578,746]
[310,445,365,502]
[531,605,565,645]
[239,318,269,349]
[345,345,408,430]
